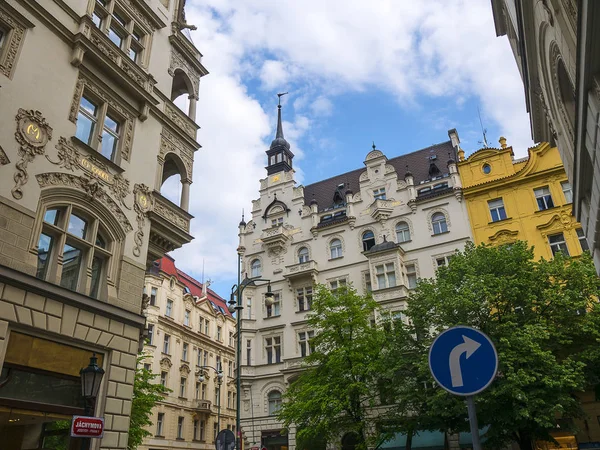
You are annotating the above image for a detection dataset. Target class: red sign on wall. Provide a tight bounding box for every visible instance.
[70,416,104,438]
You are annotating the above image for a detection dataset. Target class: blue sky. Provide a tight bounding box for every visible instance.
[167,0,535,297]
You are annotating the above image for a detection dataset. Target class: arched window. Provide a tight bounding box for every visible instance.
[160,153,187,209]
[268,390,282,415]
[362,231,375,251]
[250,259,261,278]
[298,247,309,263]
[556,58,575,126]
[396,222,411,243]
[36,206,113,299]
[431,213,448,235]
[330,239,343,259]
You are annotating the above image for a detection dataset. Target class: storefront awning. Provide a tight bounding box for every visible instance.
[378,431,446,450]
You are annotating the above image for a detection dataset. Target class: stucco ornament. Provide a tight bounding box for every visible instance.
[12,109,53,200]
[133,183,153,257]
[0,146,10,165]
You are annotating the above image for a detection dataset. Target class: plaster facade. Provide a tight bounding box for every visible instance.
[490,0,600,272]
[140,256,237,450]
[459,139,586,260]
[237,111,473,450]
[0,0,206,448]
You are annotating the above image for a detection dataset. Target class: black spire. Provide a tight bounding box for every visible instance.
[266,93,294,175]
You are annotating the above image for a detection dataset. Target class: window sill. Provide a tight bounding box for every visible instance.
[164,315,174,320]
[328,256,344,261]
[176,438,185,441]
[398,239,412,245]
[431,231,450,237]
[296,309,311,313]
[71,136,124,173]
[264,315,281,320]
[178,396,187,400]
[488,217,512,225]
[161,352,171,357]
[155,435,165,439]
[535,206,559,213]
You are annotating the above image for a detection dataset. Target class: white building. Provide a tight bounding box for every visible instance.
[236,103,473,450]
[140,256,237,450]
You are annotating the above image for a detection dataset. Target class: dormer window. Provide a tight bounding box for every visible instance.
[373,188,386,200]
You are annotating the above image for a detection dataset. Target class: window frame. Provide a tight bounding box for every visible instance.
[0,4,31,79]
[577,228,590,252]
[534,186,555,211]
[296,286,313,312]
[406,263,418,289]
[362,230,376,251]
[329,238,343,259]
[265,335,282,364]
[266,292,281,318]
[156,412,164,436]
[561,181,573,204]
[35,204,114,299]
[548,232,569,256]
[488,198,508,222]
[298,246,309,263]
[163,334,170,354]
[395,221,411,243]
[431,212,448,235]
[250,259,261,278]
[375,262,396,290]
[373,187,386,200]
[298,330,315,357]
[268,390,282,415]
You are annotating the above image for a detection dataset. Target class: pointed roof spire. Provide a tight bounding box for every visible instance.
[270,92,290,151]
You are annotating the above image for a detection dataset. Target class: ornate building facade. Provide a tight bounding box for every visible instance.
[459,138,587,260]
[0,0,206,448]
[490,0,600,270]
[236,104,473,450]
[140,256,237,450]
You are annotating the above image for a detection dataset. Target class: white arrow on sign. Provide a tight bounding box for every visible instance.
[449,335,481,387]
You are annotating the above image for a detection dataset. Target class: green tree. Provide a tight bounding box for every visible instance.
[384,242,600,450]
[277,284,388,450]
[128,355,170,450]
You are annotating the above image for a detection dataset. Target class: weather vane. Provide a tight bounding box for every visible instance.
[277,92,289,106]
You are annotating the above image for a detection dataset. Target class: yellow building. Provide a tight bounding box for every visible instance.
[458,139,588,260]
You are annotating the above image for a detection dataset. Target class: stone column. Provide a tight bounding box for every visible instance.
[188,95,198,120]
[181,178,191,211]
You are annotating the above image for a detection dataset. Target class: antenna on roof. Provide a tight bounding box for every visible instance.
[201,259,205,285]
[477,106,489,148]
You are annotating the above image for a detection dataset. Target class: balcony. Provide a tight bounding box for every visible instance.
[372,285,409,304]
[260,225,291,255]
[283,260,318,284]
[369,199,395,222]
[195,400,212,413]
[147,191,193,265]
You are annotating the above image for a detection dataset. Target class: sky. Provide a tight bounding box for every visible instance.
[165,0,535,297]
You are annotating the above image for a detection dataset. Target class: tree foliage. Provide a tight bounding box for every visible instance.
[128,354,171,450]
[277,284,387,450]
[384,242,600,450]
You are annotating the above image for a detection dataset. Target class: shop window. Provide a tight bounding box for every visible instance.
[36,206,113,299]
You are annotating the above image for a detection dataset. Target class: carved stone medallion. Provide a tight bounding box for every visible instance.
[133,183,153,257]
[12,109,53,200]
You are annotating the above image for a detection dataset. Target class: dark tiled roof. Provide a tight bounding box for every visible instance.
[303,141,456,210]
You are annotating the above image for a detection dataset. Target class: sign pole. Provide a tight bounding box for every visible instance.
[465,396,482,450]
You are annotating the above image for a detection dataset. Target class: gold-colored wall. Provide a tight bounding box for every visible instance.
[459,142,585,260]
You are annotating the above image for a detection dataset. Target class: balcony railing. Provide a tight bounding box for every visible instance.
[196,399,212,412]
[283,260,318,280]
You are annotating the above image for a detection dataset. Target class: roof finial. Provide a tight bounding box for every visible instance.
[275,92,288,139]
[372,141,376,150]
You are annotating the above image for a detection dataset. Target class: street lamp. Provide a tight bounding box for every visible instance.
[229,256,273,450]
[80,353,105,416]
[198,363,224,437]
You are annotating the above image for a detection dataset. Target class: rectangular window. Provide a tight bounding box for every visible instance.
[184,309,190,326]
[163,334,170,354]
[182,343,188,361]
[196,348,202,366]
[297,286,313,311]
[36,233,55,280]
[488,198,507,222]
[143,363,151,371]
[406,264,417,289]
[436,256,453,268]
[246,339,252,366]
[179,377,186,398]
[203,350,208,367]
[166,299,173,317]
[200,420,205,440]
[150,287,157,306]
[229,332,234,347]
[61,243,83,291]
[160,371,167,386]
[534,187,555,211]
[201,383,206,400]
[577,228,590,252]
[364,272,372,293]
[561,181,573,203]
[204,319,210,335]
[266,293,281,317]
[195,382,200,400]
[271,217,284,227]
[299,331,315,357]
[549,233,569,256]
[217,326,222,341]
[375,263,396,289]
[373,188,386,200]
[193,419,199,440]
[147,324,154,345]
[177,416,184,439]
[75,94,122,162]
[329,278,347,292]
[228,360,233,377]
[266,336,281,364]
[213,423,218,441]
[156,412,164,436]
[227,391,232,408]
[246,297,252,319]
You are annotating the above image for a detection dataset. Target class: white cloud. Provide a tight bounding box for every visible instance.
[171,0,534,288]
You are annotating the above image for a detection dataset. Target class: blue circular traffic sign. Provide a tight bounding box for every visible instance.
[428,326,498,396]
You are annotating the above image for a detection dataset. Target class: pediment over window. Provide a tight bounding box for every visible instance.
[160,357,172,369]
[262,194,290,219]
[488,229,519,244]
[536,210,575,233]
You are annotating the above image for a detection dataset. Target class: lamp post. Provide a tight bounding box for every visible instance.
[198,363,224,438]
[228,256,274,450]
[79,353,105,450]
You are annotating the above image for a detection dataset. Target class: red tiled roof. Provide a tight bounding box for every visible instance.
[153,255,232,316]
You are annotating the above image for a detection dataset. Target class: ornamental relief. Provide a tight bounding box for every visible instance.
[69,75,135,162]
[0,6,27,79]
[12,109,53,200]
[133,183,153,257]
[0,146,10,165]
[35,172,133,233]
[46,137,132,209]
[165,103,196,138]
[159,129,193,180]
